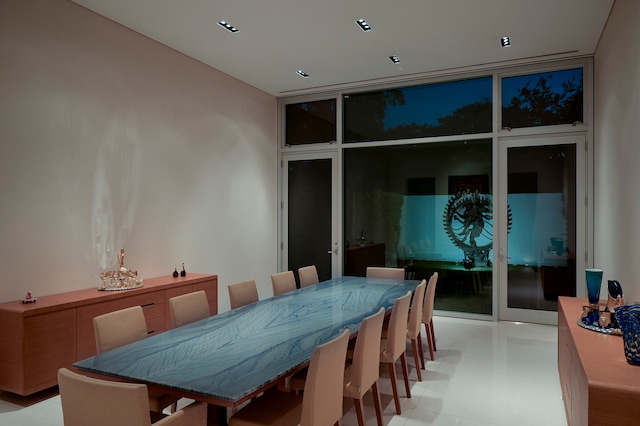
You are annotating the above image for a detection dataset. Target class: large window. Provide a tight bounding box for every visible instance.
[502,68,583,129]
[343,76,492,143]
[280,61,590,320]
[343,140,493,315]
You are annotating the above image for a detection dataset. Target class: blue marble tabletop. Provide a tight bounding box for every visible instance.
[73,276,418,406]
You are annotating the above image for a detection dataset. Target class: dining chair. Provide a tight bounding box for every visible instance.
[298,265,319,288]
[344,307,386,426]
[57,368,207,426]
[421,272,439,366]
[406,279,427,381]
[169,290,210,328]
[366,266,405,280]
[380,291,412,415]
[93,306,179,413]
[271,271,297,296]
[228,279,259,309]
[228,329,350,426]
[93,305,149,354]
[289,308,386,426]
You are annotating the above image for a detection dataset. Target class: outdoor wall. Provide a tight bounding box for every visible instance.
[0,0,278,312]
[594,0,640,303]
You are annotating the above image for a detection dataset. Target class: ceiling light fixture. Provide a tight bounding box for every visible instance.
[218,21,239,33]
[501,36,511,47]
[389,55,400,64]
[355,19,372,32]
[296,70,309,78]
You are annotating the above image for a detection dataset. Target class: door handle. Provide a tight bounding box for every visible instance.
[327,242,338,255]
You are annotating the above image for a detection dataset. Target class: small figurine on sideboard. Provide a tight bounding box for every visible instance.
[606,280,624,312]
[606,279,624,328]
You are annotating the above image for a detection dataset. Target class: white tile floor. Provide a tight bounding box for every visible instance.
[0,317,567,426]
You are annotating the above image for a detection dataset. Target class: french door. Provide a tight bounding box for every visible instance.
[281,152,339,283]
[498,134,587,324]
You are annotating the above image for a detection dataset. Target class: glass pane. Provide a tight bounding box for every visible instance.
[344,140,493,315]
[288,159,332,282]
[507,144,577,311]
[502,68,583,128]
[285,99,336,146]
[343,76,492,143]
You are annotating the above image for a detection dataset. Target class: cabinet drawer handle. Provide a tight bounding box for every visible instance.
[141,303,154,308]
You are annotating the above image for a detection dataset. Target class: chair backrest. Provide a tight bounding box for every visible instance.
[58,367,155,426]
[366,267,405,280]
[407,279,427,339]
[300,329,350,426]
[422,272,439,324]
[169,290,210,328]
[271,271,297,296]
[298,265,319,288]
[347,307,385,396]
[382,291,412,362]
[228,279,259,309]
[93,305,148,354]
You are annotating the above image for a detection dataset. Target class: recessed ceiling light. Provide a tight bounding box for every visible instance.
[355,18,372,32]
[218,20,239,33]
[296,70,309,78]
[501,36,511,47]
[389,55,400,64]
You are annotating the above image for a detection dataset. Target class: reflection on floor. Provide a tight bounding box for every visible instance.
[0,317,567,426]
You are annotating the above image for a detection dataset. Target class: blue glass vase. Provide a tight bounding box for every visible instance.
[585,269,603,306]
[614,304,640,366]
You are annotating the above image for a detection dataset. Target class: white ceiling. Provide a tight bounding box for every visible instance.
[71,0,614,97]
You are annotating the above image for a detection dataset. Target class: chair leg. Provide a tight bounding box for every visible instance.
[430,320,437,351]
[353,398,365,426]
[371,381,383,426]
[400,353,411,398]
[387,362,402,415]
[410,337,422,381]
[417,331,425,370]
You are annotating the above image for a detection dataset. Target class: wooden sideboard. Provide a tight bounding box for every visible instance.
[345,243,385,277]
[0,273,217,396]
[558,296,640,425]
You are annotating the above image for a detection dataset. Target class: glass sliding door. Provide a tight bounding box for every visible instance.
[283,153,338,284]
[498,135,586,324]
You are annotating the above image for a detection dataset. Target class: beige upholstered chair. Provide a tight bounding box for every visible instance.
[380,291,412,415]
[228,279,259,309]
[94,305,149,354]
[366,267,405,280]
[228,329,350,426]
[271,271,297,296]
[421,272,439,366]
[57,368,207,426]
[93,306,179,413]
[406,279,427,381]
[169,290,210,328]
[298,265,319,288]
[344,308,386,426]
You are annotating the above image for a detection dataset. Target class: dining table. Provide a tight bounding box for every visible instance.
[72,275,420,423]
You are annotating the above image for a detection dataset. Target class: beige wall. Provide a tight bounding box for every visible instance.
[0,0,277,311]
[594,0,640,303]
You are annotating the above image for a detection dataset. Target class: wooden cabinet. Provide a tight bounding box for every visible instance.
[0,273,217,396]
[345,243,385,276]
[558,296,640,425]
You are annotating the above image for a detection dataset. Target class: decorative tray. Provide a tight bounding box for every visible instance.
[98,282,144,291]
[577,318,622,335]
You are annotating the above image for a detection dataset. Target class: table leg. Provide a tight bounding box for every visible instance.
[207,403,228,426]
